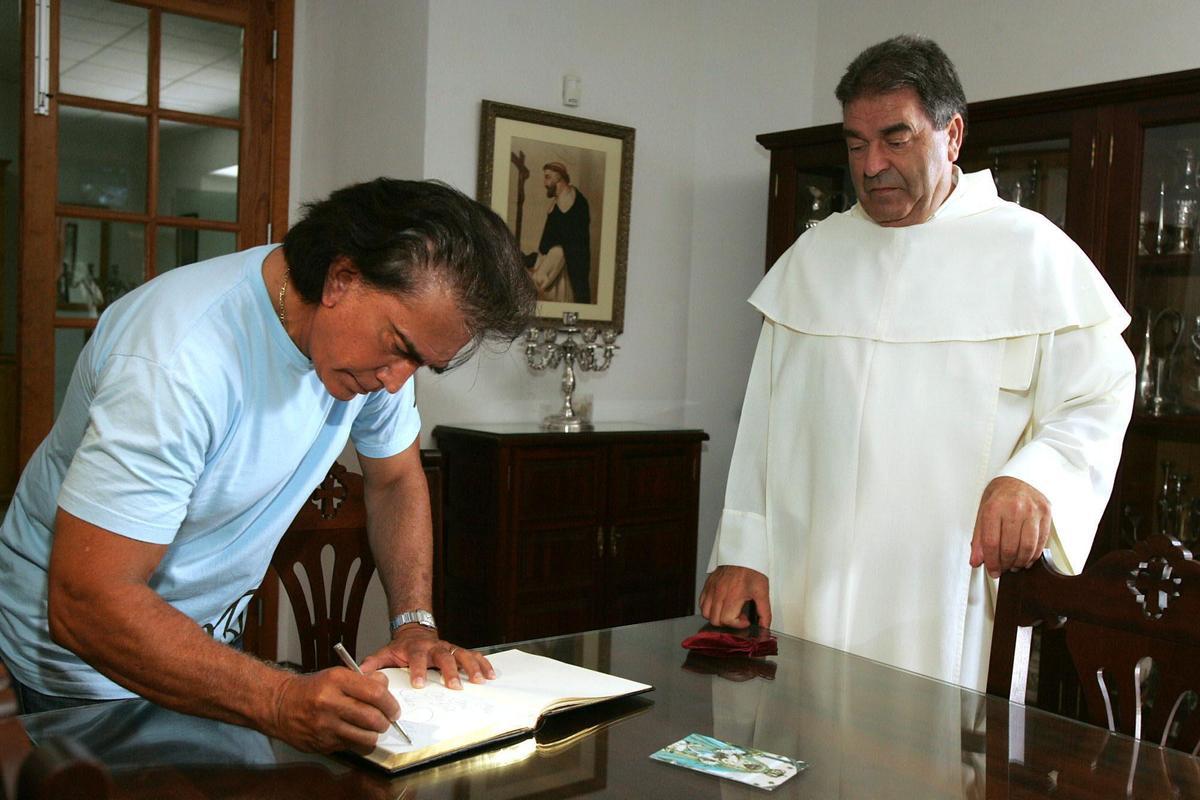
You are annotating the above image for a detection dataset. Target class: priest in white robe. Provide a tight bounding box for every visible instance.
[701,35,1135,691]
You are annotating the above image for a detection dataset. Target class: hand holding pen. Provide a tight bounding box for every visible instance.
[334,641,413,745]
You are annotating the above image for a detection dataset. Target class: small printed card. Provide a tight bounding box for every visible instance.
[650,733,805,790]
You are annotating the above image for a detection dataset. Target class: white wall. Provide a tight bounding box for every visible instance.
[811,0,1200,125]
[289,0,430,211]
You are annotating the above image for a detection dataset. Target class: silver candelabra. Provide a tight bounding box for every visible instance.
[525,311,619,432]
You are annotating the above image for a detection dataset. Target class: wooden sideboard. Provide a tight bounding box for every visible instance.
[433,424,708,647]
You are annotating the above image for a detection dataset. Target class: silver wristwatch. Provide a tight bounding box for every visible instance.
[389,609,436,634]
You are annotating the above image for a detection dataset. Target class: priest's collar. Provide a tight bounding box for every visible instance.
[849,167,1001,227]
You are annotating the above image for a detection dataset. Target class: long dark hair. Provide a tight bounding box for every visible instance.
[283,178,535,367]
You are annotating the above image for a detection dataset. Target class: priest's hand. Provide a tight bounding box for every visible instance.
[970,476,1052,578]
[699,566,772,630]
[359,625,495,690]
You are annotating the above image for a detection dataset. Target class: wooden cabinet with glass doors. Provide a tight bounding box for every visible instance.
[757,68,1200,563]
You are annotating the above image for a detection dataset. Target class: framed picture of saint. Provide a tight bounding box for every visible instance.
[478,100,634,331]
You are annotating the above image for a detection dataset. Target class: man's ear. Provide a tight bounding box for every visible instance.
[322,256,359,307]
[945,113,965,163]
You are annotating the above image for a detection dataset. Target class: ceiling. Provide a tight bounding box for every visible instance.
[59,0,242,118]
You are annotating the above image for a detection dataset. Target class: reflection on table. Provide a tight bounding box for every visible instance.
[15,616,1200,798]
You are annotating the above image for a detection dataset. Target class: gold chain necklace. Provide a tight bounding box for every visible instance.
[278,268,289,327]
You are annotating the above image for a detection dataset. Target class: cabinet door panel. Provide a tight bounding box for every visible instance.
[514,523,602,589]
[759,128,851,269]
[603,518,695,627]
[1101,94,1200,558]
[511,522,601,641]
[608,444,697,521]
[513,447,605,524]
[511,522,603,643]
[960,108,1099,260]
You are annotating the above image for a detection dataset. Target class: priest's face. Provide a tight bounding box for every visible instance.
[842,88,964,227]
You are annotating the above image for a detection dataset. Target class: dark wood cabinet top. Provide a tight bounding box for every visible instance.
[757,67,1200,150]
[433,423,709,446]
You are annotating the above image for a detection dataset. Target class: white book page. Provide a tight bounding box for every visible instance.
[373,676,526,753]
[371,649,650,755]
[477,649,651,708]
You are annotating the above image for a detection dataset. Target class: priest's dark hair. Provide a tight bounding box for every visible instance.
[834,34,967,131]
[282,177,536,369]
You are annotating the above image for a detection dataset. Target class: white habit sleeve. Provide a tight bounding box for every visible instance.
[708,320,774,575]
[996,319,1135,574]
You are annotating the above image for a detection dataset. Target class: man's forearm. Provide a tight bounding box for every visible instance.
[50,578,291,733]
[364,462,435,618]
[356,447,494,683]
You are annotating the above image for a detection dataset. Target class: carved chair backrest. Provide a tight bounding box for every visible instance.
[988,534,1200,754]
[271,463,376,673]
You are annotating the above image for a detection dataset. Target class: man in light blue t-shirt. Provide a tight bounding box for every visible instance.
[0,179,535,754]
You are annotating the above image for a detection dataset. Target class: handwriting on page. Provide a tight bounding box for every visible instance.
[395,685,497,722]
[378,683,509,751]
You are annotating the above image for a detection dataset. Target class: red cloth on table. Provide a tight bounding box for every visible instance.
[681,631,777,658]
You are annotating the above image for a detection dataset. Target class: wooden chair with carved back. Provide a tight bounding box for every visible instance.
[988,533,1200,754]
[256,453,443,672]
[270,463,377,673]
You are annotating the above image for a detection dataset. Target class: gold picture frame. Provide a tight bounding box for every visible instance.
[477,100,634,332]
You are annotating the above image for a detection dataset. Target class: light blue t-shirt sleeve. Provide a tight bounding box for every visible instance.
[57,354,217,544]
[349,377,421,459]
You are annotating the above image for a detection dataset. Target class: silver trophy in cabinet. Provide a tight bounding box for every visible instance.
[1137,307,1185,415]
[525,311,618,432]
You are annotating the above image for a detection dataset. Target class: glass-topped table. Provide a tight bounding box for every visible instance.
[13,616,1200,798]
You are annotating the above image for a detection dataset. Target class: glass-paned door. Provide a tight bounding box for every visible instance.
[19,0,289,463]
[959,107,1100,262]
[963,139,1071,229]
[53,0,242,413]
[793,165,855,240]
[758,132,854,270]
[1129,123,1200,419]
[1114,108,1200,558]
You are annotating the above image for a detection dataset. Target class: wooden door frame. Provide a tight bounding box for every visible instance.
[17,0,56,465]
[16,0,293,467]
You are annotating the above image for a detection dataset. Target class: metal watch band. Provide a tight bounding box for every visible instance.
[389,609,436,633]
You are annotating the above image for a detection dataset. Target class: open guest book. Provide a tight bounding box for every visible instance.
[362,648,653,772]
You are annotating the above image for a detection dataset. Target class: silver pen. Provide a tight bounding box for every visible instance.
[333,641,412,745]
